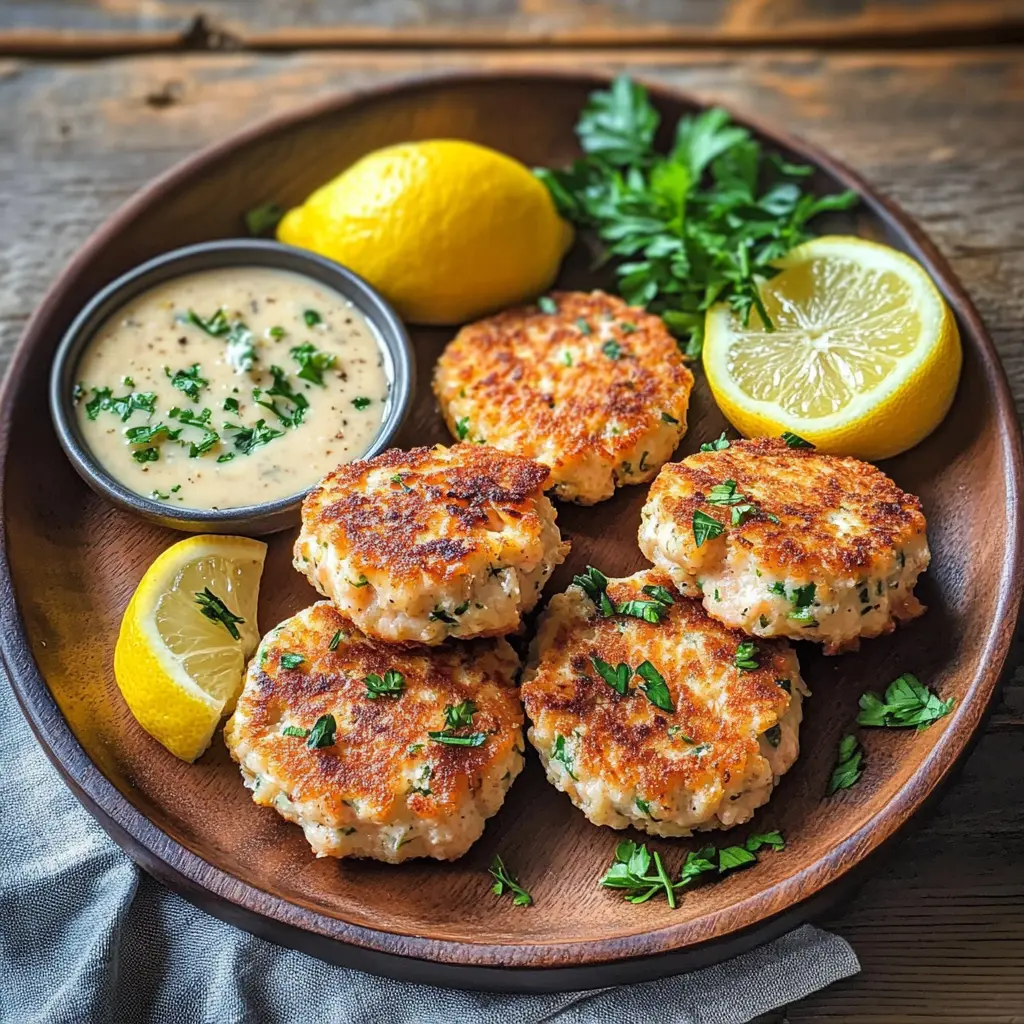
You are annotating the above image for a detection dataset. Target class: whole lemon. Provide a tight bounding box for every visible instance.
[277,140,573,325]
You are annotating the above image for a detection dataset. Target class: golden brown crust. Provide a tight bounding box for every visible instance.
[300,443,551,585]
[648,438,927,576]
[433,291,693,482]
[234,602,523,822]
[521,570,796,801]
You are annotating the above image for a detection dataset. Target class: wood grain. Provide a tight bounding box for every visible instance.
[3,1,1023,54]
[2,50,1023,1016]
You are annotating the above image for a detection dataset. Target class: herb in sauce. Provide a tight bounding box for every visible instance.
[165,363,208,403]
[187,308,257,373]
[132,447,159,464]
[352,397,372,410]
[169,407,219,458]
[290,342,337,386]
[85,387,157,422]
[224,419,284,455]
[253,366,308,427]
[125,423,181,445]
[303,309,322,327]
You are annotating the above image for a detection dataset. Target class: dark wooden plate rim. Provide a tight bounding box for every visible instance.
[2,69,1022,974]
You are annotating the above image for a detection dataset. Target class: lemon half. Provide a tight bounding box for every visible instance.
[703,236,962,460]
[114,535,266,762]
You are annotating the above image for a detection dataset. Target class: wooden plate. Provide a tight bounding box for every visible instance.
[2,71,1021,992]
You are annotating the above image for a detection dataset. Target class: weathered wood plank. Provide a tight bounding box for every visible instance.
[1,49,1022,1018]
[2,1,1023,53]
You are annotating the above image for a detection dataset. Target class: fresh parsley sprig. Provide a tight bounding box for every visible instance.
[489,855,533,907]
[535,75,858,356]
[600,831,785,907]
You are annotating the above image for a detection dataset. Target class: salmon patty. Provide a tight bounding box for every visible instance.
[433,291,693,504]
[294,443,569,645]
[224,602,525,862]
[638,437,929,653]
[521,569,806,836]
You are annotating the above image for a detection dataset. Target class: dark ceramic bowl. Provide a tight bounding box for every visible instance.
[49,239,415,535]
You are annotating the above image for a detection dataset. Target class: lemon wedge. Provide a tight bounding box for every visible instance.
[114,535,266,762]
[703,235,962,460]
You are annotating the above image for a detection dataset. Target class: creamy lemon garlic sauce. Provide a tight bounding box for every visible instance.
[74,267,389,508]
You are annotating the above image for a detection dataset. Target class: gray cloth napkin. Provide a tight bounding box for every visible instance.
[0,677,858,1024]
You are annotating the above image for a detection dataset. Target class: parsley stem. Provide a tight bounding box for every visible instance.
[653,850,676,909]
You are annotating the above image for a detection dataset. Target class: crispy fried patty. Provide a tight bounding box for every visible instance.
[223,602,525,862]
[294,444,569,645]
[433,291,694,504]
[638,438,929,653]
[521,569,806,836]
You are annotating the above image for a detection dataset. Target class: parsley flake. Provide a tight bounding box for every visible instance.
[826,734,864,795]
[700,433,731,452]
[782,431,815,449]
[734,641,759,671]
[306,714,337,749]
[636,660,674,712]
[194,587,244,640]
[290,342,336,386]
[692,510,724,547]
[364,670,405,700]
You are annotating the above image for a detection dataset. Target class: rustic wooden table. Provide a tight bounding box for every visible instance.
[2,2,1023,1019]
